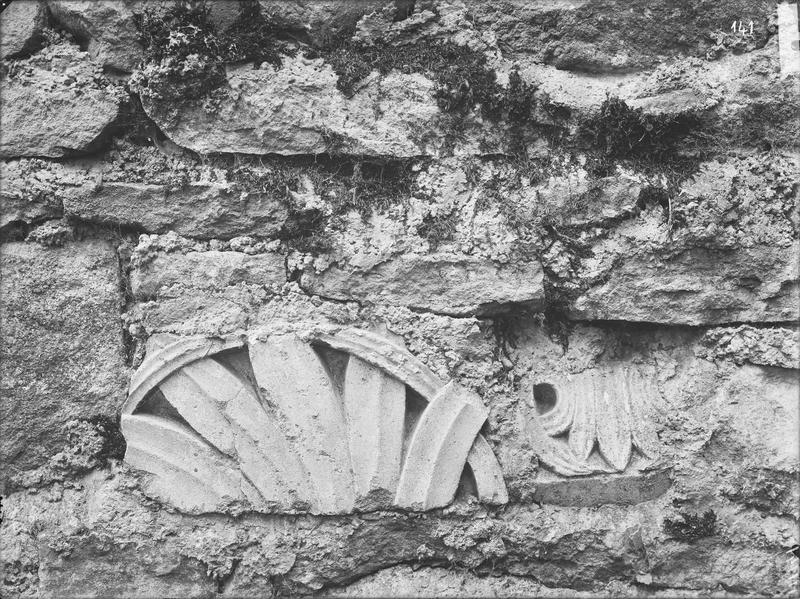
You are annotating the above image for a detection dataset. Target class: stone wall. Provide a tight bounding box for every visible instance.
[0,1,798,597]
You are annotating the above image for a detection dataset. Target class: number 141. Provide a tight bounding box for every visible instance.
[731,20,754,35]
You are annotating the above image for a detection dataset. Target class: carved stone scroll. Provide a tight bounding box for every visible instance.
[121,328,508,514]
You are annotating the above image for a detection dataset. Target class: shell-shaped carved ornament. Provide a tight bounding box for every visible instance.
[121,328,508,514]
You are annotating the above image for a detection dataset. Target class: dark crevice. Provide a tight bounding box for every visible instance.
[216,558,242,594]
[571,317,800,331]
[0,220,33,243]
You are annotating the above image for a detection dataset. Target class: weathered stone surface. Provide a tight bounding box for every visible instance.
[258,0,393,47]
[65,181,289,239]
[0,240,126,489]
[493,320,799,523]
[137,1,798,159]
[2,305,798,596]
[38,546,215,599]
[141,55,444,157]
[530,469,673,508]
[47,0,143,71]
[393,381,487,510]
[570,244,799,325]
[2,1,799,596]
[529,152,800,326]
[472,0,776,72]
[0,42,123,158]
[301,253,545,316]
[0,159,79,229]
[343,354,405,507]
[0,0,48,59]
[130,248,288,300]
[328,565,630,597]
[698,326,800,370]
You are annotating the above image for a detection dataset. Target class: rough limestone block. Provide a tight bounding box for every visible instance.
[258,0,392,47]
[698,326,800,369]
[141,55,443,158]
[64,181,289,239]
[0,240,126,488]
[130,250,288,300]
[0,0,48,59]
[38,545,215,599]
[570,244,800,325]
[0,159,81,229]
[301,253,546,316]
[47,0,144,71]
[0,44,123,159]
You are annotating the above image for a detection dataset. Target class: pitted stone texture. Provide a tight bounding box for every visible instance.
[301,253,546,316]
[121,330,506,514]
[570,245,799,325]
[47,0,143,71]
[0,241,126,489]
[0,0,48,59]
[543,152,800,326]
[141,55,450,158]
[697,326,800,370]
[130,249,288,300]
[0,159,81,229]
[258,0,393,47]
[1,317,798,596]
[65,181,289,240]
[328,565,660,597]
[471,0,775,72]
[38,546,215,599]
[1,465,796,597]
[0,42,123,158]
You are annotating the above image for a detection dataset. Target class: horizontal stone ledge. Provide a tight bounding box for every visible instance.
[65,181,289,240]
[531,468,673,507]
[570,244,800,326]
[299,253,546,317]
[130,249,288,300]
[140,55,457,158]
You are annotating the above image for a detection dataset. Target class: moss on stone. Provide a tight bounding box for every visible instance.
[416,211,459,249]
[133,0,289,103]
[663,510,717,541]
[319,35,536,126]
[578,96,701,166]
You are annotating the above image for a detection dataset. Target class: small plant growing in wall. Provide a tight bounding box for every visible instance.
[132,0,289,104]
[663,510,718,541]
[578,95,701,176]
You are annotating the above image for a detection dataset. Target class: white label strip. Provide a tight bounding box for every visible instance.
[778,3,800,76]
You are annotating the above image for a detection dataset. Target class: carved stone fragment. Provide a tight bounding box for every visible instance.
[121,329,508,514]
[520,365,667,504]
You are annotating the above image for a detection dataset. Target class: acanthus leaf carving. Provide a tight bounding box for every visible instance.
[523,365,664,478]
